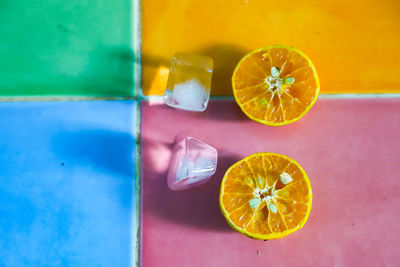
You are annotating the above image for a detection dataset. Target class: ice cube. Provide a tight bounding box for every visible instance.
[164,53,213,112]
[175,154,189,182]
[191,155,215,178]
[170,79,208,111]
[167,137,217,191]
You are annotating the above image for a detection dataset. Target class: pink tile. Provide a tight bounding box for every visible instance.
[140,99,400,267]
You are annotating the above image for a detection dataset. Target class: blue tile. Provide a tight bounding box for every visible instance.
[0,101,137,267]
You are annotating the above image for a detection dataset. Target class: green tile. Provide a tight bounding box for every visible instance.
[0,0,138,97]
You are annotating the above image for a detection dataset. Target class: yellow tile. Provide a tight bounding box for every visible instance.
[142,0,400,95]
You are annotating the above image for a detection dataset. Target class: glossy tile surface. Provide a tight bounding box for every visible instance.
[142,0,400,95]
[0,101,137,266]
[140,99,400,266]
[0,0,137,96]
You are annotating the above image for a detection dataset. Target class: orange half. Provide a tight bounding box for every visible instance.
[232,45,320,126]
[219,153,312,240]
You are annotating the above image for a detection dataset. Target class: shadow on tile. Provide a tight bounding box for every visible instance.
[198,44,248,96]
[142,136,241,231]
[52,130,135,178]
[142,43,248,97]
[141,99,248,123]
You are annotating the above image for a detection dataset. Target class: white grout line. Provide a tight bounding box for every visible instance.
[318,93,400,98]
[131,0,141,266]
[132,0,142,100]
[144,95,164,102]
[0,96,136,102]
[141,93,400,103]
[1,93,399,103]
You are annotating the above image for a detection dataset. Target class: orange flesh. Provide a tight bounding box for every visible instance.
[232,46,319,126]
[220,153,312,239]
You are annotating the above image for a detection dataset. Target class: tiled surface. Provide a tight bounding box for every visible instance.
[0,0,137,96]
[140,99,400,266]
[142,0,400,95]
[0,101,137,266]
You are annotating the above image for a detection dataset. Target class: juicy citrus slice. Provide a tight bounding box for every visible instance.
[219,153,312,239]
[232,45,320,126]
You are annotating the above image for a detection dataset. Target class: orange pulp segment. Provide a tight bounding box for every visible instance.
[232,45,320,126]
[219,153,312,239]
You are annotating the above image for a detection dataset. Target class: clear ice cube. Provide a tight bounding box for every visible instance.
[164,53,213,112]
[167,137,217,191]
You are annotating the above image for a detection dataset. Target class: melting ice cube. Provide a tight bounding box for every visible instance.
[164,53,213,112]
[167,137,217,191]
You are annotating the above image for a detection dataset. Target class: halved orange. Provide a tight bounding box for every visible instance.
[219,153,312,240]
[232,45,320,126]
